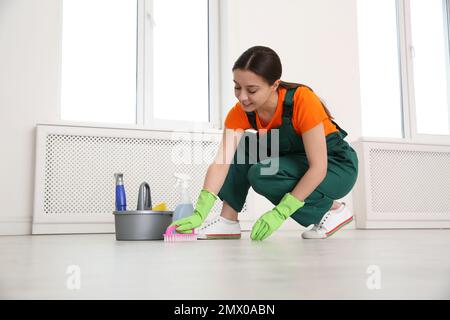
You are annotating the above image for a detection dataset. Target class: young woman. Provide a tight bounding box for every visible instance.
[171,46,359,241]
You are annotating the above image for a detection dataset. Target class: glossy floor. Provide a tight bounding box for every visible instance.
[0,229,449,299]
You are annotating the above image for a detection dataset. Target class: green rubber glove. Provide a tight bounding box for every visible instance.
[170,189,217,233]
[251,193,305,241]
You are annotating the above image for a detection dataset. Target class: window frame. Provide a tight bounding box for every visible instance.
[139,0,220,132]
[396,0,450,145]
[57,0,220,133]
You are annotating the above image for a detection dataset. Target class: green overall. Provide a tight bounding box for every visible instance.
[217,86,359,227]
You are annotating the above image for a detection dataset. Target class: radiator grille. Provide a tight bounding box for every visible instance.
[369,148,450,216]
[41,131,246,218]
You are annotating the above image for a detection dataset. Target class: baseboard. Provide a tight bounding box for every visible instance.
[32,223,115,235]
[356,220,450,229]
[0,218,32,235]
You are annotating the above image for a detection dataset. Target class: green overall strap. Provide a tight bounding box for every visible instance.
[282,87,297,117]
[245,87,298,130]
[330,119,348,139]
[246,111,258,130]
[282,85,349,139]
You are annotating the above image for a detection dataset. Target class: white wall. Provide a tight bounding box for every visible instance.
[0,0,61,234]
[0,0,361,235]
[220,0,362,141]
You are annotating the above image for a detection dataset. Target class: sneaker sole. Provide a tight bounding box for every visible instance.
[198,234,241,240]
[325,216,354,238]
[302,216,354,239]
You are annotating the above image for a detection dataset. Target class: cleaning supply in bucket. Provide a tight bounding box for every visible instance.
[172,173,194,222]
[163,225,197,242]
[114,173,127,211]
[136,182,152,210]
[152,202,167,211]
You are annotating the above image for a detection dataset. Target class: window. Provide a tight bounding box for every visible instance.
[410,0,450,135]
[357,0,450,140]
[357,0,403,138]
[60,0,138,124]
[152,0,209,123]
[60,0,213,127]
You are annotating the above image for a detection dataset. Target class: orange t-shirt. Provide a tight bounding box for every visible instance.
[224,86,339,136]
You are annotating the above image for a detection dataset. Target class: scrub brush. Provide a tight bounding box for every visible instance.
[163,225,198,242]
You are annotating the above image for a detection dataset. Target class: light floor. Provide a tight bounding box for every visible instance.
[0,229,449,300]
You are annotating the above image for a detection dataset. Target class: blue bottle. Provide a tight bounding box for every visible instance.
[114,173,127,211]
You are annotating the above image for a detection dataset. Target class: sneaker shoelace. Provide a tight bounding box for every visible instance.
[315,203,345,231]
[317,211,331,230]
[199,217,221,230]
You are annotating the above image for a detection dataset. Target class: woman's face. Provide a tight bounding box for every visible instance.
[233,69,279,113]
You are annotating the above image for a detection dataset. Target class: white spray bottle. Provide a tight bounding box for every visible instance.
[172,173,194,222]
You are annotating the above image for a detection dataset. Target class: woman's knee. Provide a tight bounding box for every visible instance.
[318,169,358,200]
[247,163,268,193]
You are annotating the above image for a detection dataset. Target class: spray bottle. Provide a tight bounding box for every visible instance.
[114,173,127,211]
[172,173,194,222]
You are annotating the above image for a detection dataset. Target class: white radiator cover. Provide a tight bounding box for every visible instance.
[351,139,450,229]
[32,125,249,234]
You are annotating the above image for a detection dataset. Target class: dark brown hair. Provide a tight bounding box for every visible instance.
[232,46,334,120]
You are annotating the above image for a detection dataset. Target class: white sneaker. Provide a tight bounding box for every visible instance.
[196,216,241,240]
[301,202,354,239]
